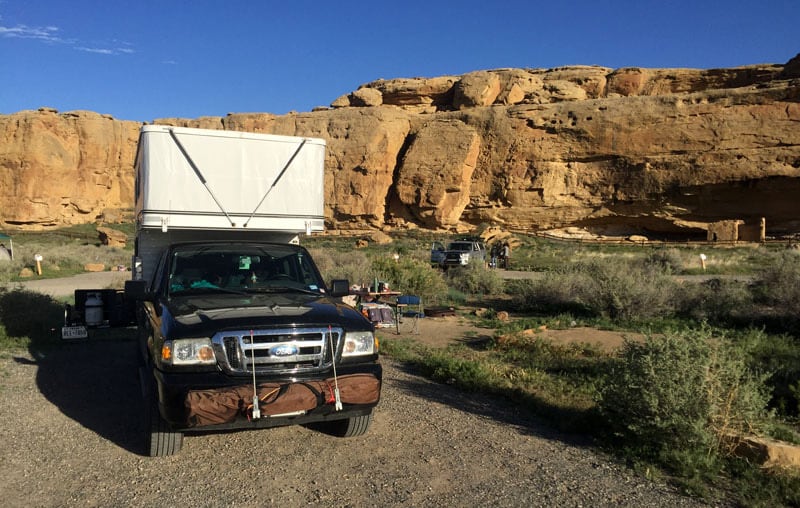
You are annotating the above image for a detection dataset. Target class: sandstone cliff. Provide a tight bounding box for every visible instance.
[2,55,799,237]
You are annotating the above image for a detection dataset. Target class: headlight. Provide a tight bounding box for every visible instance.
[162,338,216,365]
[460,253,470,263]
[342,331,376,357]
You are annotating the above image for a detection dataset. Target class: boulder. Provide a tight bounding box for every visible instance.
[97,226,127,248]
[453,72,502,109]
[350,87,383,107]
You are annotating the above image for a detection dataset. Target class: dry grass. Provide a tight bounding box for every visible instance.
[0,226,132,282]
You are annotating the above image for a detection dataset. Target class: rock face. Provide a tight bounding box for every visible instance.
[0,109,139,227]
[2,55,799,237]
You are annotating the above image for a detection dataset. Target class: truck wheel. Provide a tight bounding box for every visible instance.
[324,412,373,438]
[146,391,183,456]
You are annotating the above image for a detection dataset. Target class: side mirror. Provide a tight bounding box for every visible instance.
[125,279,151,301]
[329,279,350,298]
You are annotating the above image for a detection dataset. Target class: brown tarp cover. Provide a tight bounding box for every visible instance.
[185,373,381,427]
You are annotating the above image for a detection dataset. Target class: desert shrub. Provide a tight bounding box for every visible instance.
[508,259,678,321]
[751,249,800,322]
[597,328,772,467]
[0,258,23,282]
[308,247,448,304]
[445,261,504,297]
[307,248,370,285]
[676,278,754,325]
[507,271,594,316]
[737,329,800,418]
[578,259,678,321]
[644,248,684,274]
[371,256,449,305]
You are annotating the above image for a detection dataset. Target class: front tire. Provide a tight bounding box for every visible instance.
[146,386,183,456]
[321,412,373,438]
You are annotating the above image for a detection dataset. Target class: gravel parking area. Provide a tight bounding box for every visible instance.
[0,335,720,508]
[2,271,128,298]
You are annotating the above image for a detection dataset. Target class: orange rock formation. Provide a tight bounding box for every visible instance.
[1,55,799,237]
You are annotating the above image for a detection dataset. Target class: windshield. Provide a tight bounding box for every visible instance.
[167,244,324,297]
[447,242,473,252]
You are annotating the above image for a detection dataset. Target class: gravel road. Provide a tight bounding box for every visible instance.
[0,335,719,508]
[2,271,129,298]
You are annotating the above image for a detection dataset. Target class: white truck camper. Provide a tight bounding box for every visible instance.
[133,125,326,282]
[110,126,382,456]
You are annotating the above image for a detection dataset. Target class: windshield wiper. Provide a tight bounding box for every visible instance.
[247,286,322,296]
[171,286,249,297]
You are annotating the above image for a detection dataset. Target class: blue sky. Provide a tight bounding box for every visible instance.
[1,0,797,122]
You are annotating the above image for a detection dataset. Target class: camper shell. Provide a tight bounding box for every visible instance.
[133,125,326,281]
[122,126,380,456]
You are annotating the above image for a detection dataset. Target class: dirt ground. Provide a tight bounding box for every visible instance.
[385,307,639,353]
[0,273,712,507]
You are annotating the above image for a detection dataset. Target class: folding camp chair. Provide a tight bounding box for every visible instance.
[394,295,422,334]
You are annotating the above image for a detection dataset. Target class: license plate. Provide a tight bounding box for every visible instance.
[61,326,88,339]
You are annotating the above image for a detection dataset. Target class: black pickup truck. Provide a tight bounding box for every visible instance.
[127,241,381,456]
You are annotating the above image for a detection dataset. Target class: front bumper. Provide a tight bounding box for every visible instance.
[154,363,382,431]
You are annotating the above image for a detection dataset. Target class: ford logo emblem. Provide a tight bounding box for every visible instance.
[270,344,298,357]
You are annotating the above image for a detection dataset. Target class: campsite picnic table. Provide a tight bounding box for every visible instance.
[351,289,402,329]
[351,289,402,302]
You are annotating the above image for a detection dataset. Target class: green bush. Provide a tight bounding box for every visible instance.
[507,259,678,321]
[309,247,448,304]
[371,255,449,305]
[579,259,678,320]
[644,248,684,274]
[307,248,371,285]
[445,261,504,297]
[752,249,800,323]
[597,328,772,466]
[507,271,594,316]
[676,278,753,325]
[737,329,800,418]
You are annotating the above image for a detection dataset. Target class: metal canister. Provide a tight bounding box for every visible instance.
[84,292,104,326]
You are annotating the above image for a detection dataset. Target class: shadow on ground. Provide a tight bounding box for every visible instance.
[388,359,597,448]
[22,334,145,455]
[1,288,146,455]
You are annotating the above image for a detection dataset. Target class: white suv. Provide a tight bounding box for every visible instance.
[431,240,486,268]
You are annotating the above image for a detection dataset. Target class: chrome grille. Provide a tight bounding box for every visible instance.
[213,327,342,375]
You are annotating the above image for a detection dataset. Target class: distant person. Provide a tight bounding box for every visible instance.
[502,241,510,269]
[490,243,499,269]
